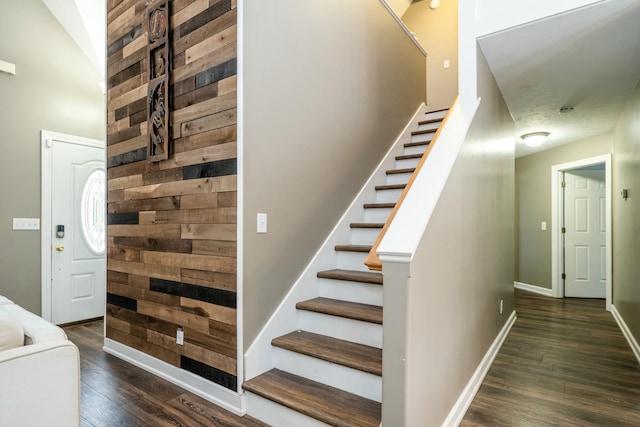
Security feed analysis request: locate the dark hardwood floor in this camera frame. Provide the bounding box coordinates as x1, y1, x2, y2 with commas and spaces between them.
461, 289, 640, 427
64, 321, 268, 427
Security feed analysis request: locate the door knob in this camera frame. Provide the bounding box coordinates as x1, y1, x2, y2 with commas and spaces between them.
55, 245, 64, 252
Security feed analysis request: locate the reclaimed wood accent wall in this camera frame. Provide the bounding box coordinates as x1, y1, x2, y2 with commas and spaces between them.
106, 0, 238, 391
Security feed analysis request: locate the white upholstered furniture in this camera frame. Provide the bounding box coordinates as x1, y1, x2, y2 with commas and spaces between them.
0, 296, 81, 427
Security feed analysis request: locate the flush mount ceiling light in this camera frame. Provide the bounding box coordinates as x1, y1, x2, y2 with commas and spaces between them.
520, 131, 550, 147
430, 0, 440, 9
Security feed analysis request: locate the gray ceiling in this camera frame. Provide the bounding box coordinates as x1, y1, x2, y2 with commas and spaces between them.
478, 0, 640, 158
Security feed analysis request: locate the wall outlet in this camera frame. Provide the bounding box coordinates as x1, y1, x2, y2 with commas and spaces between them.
500, 300, 504, 314
176, 327, 184, 345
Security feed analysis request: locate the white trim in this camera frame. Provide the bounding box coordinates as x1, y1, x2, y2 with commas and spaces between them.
103, 338, 246, 414
40, 130, 104, 322
236, 0, 245, 396
378, 98, 480, 263
441, 310, 517, 427
378, 0, 428, 57
514, 281, 553, 297
611, 305, 640, 365
550, 154, 612, 310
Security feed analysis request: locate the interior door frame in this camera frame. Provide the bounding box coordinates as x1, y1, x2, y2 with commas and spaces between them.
551, 154, 612, 311
40, 130, 105, 322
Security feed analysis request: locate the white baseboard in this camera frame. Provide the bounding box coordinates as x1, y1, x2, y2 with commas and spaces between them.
514, 281, 553, 297
103, 338, 245, 415
610, 305, 640, 365
441, 310, 517, 427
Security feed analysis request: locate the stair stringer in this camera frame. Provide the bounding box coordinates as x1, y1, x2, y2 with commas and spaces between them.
244, 103, 428, 382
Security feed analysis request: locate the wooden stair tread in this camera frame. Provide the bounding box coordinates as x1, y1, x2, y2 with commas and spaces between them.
396, 153, 423, 160
411, 129, 436, 136
375, 183, 405, 191
243, 369, 381, 427
317, 269, 382, 284
272, 331, 382, 376
335, 244, 371, 253
297, 297, 383, 324
363, 202, 395, 209
404, 140, 430, 148
386, 167, 415, 175
350, 222, 384, 229
418, 118, 443, 126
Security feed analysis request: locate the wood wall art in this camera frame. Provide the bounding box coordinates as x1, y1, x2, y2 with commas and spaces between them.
147, 0, 170, 162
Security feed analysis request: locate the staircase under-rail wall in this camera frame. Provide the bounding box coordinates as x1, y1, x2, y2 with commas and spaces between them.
243, 107, 449, 427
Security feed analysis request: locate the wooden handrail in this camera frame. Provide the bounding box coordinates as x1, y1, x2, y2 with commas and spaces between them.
364, 96, 459, 271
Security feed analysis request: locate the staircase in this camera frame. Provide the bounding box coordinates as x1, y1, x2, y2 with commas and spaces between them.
243, 109, 448, 427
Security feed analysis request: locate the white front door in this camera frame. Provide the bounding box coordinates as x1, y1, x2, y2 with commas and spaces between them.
563, 168, 606, 298
49, 136, 106, 324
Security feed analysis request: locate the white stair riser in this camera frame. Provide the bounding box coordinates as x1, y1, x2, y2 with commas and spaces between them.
395, 157, 421, 169
350, 227, 380, 246
424, 110, 447, 121
376, 187, 403, 203
298, 310, 382, 348
273, 348, 382, 402
385, 172, 412, 186
246, 393, 331, 427
364, 207, 393, 223
404, 144, 428, 156
319, 278, 383, 306
411, 133, 434, 144
418, 122, 440, 132
336, 250, 369, 272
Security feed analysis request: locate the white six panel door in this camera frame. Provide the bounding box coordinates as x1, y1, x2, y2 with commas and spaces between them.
564, 168, 606, 298
51, 140, 106, 324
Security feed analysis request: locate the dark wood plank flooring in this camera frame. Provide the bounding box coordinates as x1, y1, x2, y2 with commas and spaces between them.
461, 289, 640, 427
64, 321, 268, 427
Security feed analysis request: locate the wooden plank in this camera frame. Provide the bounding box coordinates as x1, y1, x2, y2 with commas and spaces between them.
171, 91, 236, 127
139, 211, 157, 224
107, 259, 182, 282
124, 176, 233, 200
154, 209, 214, 224
181, 223, 236, 241
141, 251, 236, 274
108, 174, 144, 191
180, 297, 236, 325
173, 125, 237, 154
173, 8, 236, 56
218, 75, 236, 96
159, 141, 236, 169
191, 240, 236, 257
180, 193, 218, 209
171, 41, 236, 83
181, 269, 236, 292
185, 25, 237, 65
138, 300, 210, 334
172, 0, 209, 29
108, 196, 180, 214
143, 167, 184, 185
108, 224, 182, 238
180, 108, 237, 138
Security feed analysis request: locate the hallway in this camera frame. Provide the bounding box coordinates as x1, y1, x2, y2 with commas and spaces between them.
461, 289, 640, 426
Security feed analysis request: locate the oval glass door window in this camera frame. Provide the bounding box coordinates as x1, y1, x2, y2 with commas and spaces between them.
81, 169, 106, 254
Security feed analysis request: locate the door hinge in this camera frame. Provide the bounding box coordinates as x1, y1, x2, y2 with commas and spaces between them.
562, 227, 566, 233
562, 181, 566, 188
562, 273, 566, 280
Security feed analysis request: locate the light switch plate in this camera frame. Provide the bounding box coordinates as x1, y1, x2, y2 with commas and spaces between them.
13, 218, 40, 230
257, 213, 267, 233
541, 221, 547, 231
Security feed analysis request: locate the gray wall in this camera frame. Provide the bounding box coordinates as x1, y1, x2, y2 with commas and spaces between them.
390, 47, 514, 426
242, 0, 426, 346
402, 0, 458, 111
612, 79, 640, 338
0, 0, 105, 313
515, 135, 612, 289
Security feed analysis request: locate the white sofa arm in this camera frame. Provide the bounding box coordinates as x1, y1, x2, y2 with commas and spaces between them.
0, 340, 80, 427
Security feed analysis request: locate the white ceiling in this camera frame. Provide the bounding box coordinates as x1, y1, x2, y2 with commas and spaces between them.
478, 0, 640, 157
41, 0, 105, 78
